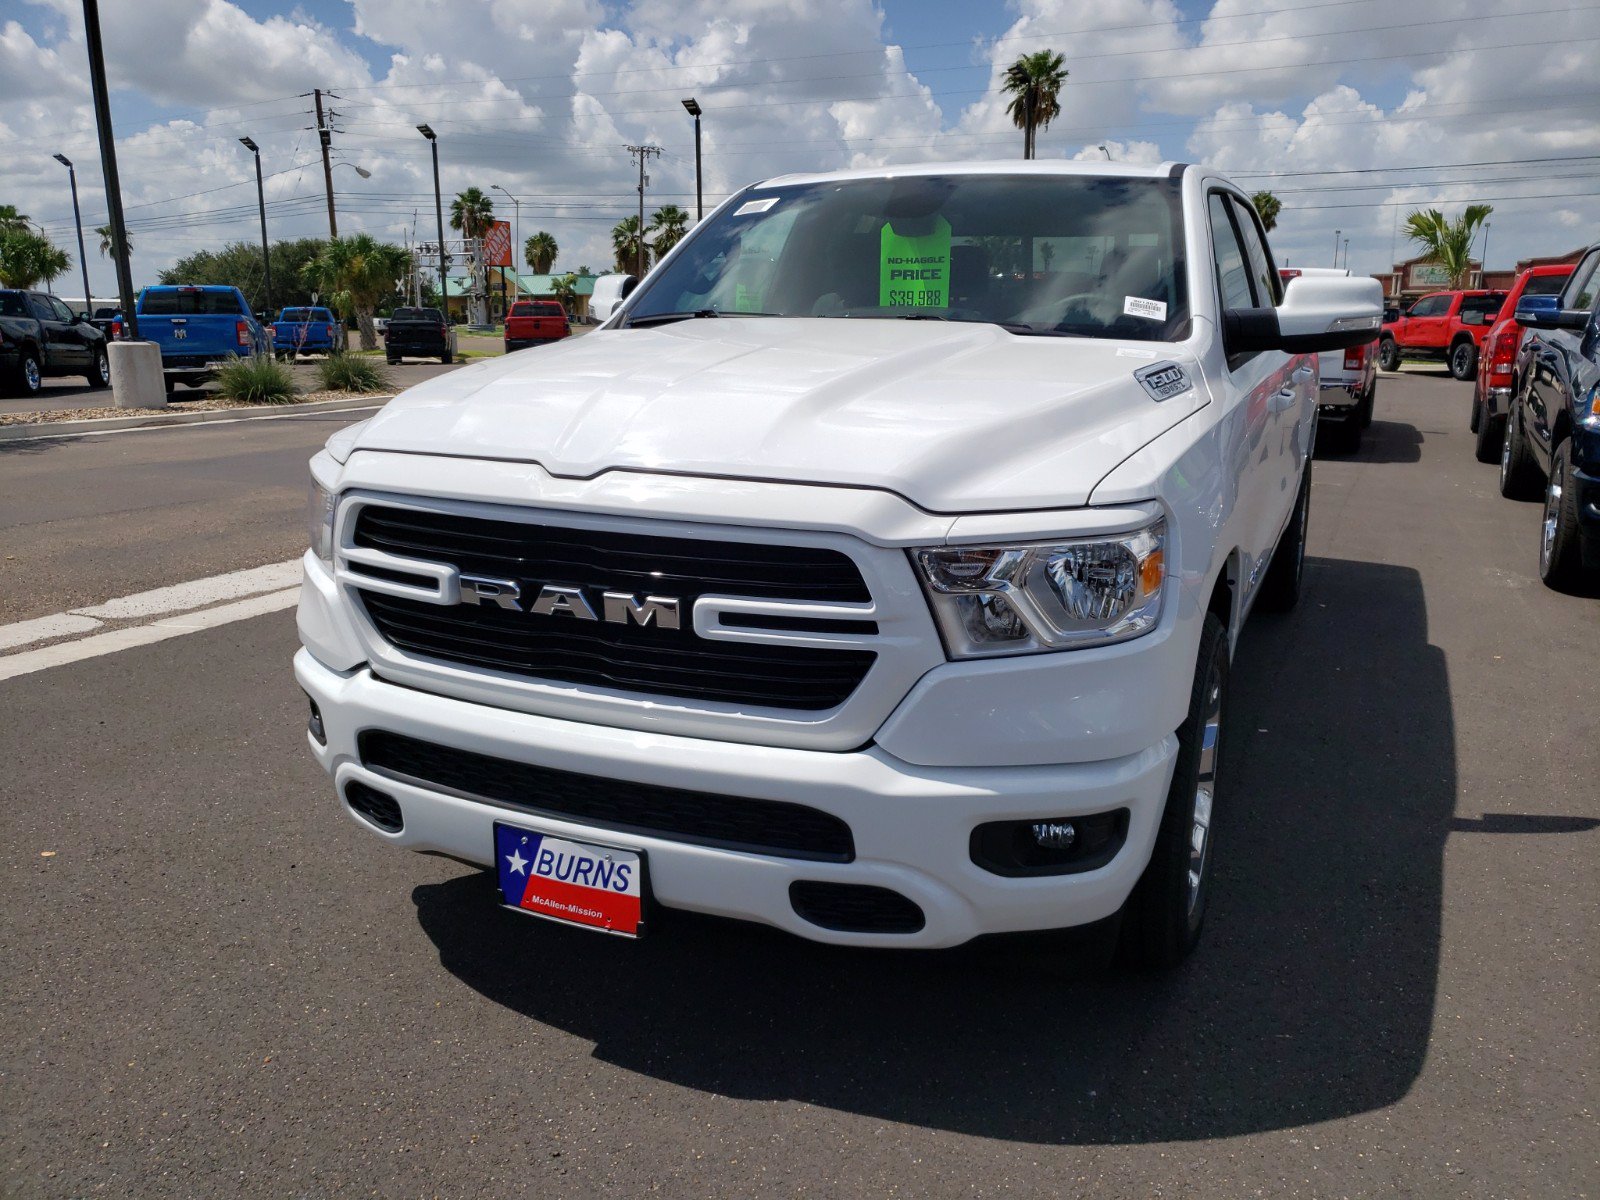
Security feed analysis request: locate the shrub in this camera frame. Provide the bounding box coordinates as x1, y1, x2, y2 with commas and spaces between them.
213, 354, 296, 404
315, 352, 392, 394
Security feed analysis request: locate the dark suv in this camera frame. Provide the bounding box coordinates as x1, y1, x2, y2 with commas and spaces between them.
1499, 242, 1600, 590
0, 289, 111, 396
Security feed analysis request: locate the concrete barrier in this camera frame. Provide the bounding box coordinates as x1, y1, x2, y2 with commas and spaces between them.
108, 341, 167, 409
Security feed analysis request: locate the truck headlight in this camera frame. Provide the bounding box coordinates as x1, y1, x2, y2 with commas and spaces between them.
913, 520, 1166, 657
307, 480, 337, 564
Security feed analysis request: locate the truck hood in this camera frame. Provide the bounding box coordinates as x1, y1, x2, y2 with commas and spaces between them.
352, 319, 1208, 513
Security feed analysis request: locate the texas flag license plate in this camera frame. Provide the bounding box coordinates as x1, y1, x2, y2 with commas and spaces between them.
493, 823, 645, 937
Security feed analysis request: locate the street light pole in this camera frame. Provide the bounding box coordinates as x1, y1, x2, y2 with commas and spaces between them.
419, 126, 448, 318
1342, 238, 1349, 270
681, 98, 702, 221
492, 183, 521, 294
239, 138, 272, 316
81, 0, 137, 338
53, 154, 92, 313
1480, 222, 1491, 283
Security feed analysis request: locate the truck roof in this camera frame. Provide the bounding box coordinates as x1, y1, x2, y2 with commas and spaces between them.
753, 159, 1186, 189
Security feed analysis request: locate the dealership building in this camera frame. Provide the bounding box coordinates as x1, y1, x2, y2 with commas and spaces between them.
1375, 247, 1587, 302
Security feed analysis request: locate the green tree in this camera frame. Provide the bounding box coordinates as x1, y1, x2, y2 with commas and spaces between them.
612, 215, 647, 274
0, 227, 71, 288
301, 234, 411, 350
524, 231, 558, 274
1251, 191, 1282, 233
161, 238, 326, 314
648, 205, 690, 260
1404, 204, 1493, 289
95, 223, 132, 259
0, 204, 31, 233
577, 264, 592, 276
1003, 50, 1069, 160
550, 272, 579, 313
449, 187, 495, 241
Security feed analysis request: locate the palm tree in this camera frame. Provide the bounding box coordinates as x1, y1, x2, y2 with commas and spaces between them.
1002, 50, 1069, 160
301, 233, 411, 350
1404, 205, 1493, 289
0, 204, 31, 233
95, 223, 132, 259
551, 272, 579, 314
648, 205, 690, 260
449, 187, 495, 241
524, 231, 558, 274
0, 227, 71, 288
1251, 191, 1282, 233
612, 215, 647, 274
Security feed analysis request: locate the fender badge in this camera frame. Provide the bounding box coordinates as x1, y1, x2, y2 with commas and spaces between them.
1135, 361, 1191, 402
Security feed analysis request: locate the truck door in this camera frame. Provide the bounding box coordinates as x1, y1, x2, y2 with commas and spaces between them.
1404, 293, 1451, 350
26, 293, 83, 370
1207, 192, 1294, 601
1529, 251, 1600, 468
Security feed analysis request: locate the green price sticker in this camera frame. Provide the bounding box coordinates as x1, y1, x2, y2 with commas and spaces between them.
879, 216, 951, 309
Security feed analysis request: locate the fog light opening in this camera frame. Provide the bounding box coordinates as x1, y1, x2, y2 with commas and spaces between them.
305, 693, 326, 745
971, 809, 1129, 877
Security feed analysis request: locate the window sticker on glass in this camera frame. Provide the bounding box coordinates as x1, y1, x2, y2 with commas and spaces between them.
1123, 296, 1167, 321
880, 216, 952, 309
734, 197, 779, 216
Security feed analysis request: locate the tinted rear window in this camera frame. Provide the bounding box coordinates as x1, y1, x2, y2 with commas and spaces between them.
279, 308, 328, 322
141, 289, 243, 315
393, 308, 442, 322
1461, 294, 1505, 318
1524, 273, 1569, 296
0, 293, 27, 317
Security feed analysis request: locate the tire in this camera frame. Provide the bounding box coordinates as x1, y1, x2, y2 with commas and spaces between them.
441, 351, 454, 364
1118, 611, 1228, 970
1499, 406, 1541, 500
1357, 378, 1376, 430
1469, 383, 1481, 433
14, 348, 43, 396
1539, 440, 1589, 591
1474, 405, 1504, 464
1449, 340, 1478, 381
1255, 458, 1312, 612
85, 347, 111, 390
1377, 337, 1401, 373
386, 355, 399, 366
164, 377, 178, 395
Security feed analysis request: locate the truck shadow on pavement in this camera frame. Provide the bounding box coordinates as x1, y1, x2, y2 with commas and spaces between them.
1317, 419, 1424, 465
413, 555, 1451, 1145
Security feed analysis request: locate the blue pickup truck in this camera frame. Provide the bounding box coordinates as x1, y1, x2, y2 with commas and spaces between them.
270, 306, 345, 357
134, 285, 269, 393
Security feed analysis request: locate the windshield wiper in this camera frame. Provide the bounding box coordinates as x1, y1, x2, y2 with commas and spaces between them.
627, 309, 778, 327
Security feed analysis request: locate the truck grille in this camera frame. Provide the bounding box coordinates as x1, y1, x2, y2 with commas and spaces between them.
360, 730, 855, 862
350, 505, 876, 710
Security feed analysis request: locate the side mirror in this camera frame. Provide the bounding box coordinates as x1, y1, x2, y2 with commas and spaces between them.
1223, 275, 1384, 355
1522, 307, 1593, 332
619, 275, 640, 300
78, 312, 92, 323
1514, 294, 1559, 323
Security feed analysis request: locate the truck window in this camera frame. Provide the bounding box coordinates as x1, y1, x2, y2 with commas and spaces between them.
1227, 195, 1281, 306
141, 290, 245, 316
1524, 273, 1569, 297
1460, 295, 1505, 321
0, 293, 26, 317
626, 173, 1190, 342
1562, 252, 1600, 311
1207, 194, 1254, 311
1408, 295, 1448, 318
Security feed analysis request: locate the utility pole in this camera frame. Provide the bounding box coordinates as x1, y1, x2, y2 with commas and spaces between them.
1332, 229, 1341, 269
82, 0, 137, 338
239, 138, 272, 316
418, 126, 447, 317
682, 99, 703, 221
52, 155, 92, 312
626, 144, 662, 277
315, 88, 337, 238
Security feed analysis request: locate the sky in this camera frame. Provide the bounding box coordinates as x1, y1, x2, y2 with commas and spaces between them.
4, 0, 1598, 299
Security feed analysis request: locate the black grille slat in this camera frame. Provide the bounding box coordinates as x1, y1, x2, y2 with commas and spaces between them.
360, 731, 854, 862
352, 506, 877, 710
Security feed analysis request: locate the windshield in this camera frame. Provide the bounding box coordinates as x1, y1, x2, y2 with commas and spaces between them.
140, 289, 243, 316
393, 308, 442, 322
624, 173, 1190, 341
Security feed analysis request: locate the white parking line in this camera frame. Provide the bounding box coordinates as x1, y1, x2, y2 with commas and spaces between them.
0, 588, 300, 682
71, 559, 303, 620
0, 612, 103, 651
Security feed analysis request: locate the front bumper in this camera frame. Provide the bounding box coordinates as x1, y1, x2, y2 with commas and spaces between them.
297, 647, 1176, 948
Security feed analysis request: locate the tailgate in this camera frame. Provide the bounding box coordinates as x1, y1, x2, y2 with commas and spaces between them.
144, 315, 248, 360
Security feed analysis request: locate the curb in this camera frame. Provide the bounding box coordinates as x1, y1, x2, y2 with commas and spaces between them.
0, 394, 391, 444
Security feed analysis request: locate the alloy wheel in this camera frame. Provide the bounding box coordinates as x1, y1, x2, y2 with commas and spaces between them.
1542, 464, 1563, 572
23, 355, 41, 393
1500, 416, 1513, 487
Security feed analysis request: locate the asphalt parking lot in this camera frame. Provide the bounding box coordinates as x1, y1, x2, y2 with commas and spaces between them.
1, 369, 1595, 1197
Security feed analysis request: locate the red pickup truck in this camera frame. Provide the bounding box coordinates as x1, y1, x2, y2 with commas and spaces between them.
1469, 264, 1572, 461
1377, 289, 1508, 380
504, 300, 570, 352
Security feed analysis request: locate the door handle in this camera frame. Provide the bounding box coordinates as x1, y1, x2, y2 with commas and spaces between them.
1292, 365, 1315, 383
1271, 388, 1298, 412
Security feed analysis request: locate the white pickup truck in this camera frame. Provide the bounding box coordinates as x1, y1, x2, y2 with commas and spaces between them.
297, 161, 1379, 968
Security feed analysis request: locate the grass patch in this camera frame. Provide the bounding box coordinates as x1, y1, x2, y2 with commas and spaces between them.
214, 354, 297, 404
315, 352, 393, 393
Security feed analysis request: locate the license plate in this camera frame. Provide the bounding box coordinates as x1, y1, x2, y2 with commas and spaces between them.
493, 823, 645, 937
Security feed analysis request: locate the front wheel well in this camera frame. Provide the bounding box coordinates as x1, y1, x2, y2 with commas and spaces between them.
1207, 555, 1237, 644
